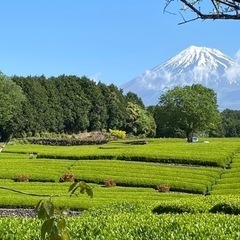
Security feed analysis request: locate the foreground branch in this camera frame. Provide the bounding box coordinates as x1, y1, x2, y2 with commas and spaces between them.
165, 0, 240, 23
0, 186, 62, 197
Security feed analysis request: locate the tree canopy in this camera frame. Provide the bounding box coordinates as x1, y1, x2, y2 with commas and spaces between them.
221, 109, 240, 137
165, 0, 240, 24
4, 74, 156, 139
0, 72, 26, 140
126, 101, 156, 137
158, 84, 221, 142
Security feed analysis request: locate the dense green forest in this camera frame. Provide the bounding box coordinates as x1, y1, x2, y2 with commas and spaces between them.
0, 74, 155, 140
0, 72, 240, 141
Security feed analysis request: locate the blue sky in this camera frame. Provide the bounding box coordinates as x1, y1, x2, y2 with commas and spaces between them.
0, 1, 239, 87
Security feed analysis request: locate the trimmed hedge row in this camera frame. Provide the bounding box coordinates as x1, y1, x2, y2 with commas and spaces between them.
152, 196, 240, 214
0, 152, 222, 194
211, 153, 240, 195
35, 153, 227, 167
2, 201, 240, 240
28, 138, 109, 146
0, 182, 194, 209
5, 138, 239, 168
0, 155, 74, 182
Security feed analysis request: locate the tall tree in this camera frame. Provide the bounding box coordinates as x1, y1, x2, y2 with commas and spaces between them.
12, 75, 50, 134
221, 109, 240, 137
79, 78, 107, 131
54, 75, 90, 133
158, 84, 221, 142
43, 77, 64, 133
152, 105, 179, 138
126, 102, 156, 137
0, 72, 26, 140
165, 0, 240, 24
125, 92, 145, 109
102, 84, 127, 130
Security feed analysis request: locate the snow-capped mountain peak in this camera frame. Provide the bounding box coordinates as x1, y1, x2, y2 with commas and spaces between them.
121, 46, 240, 110
155, 45, 237, 74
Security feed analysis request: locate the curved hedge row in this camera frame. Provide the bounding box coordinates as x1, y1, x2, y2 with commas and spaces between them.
5, 138, 239, 167
153, 195, 240, 214
211, 153, 240, 195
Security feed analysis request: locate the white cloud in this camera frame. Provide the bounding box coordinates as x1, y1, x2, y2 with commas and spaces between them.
145, 70, 151, 75
90, 72, 101, 83
224, 49, 240, 84
146, 83, 156, 90
161, 69, 172, 82
140, 68, 173, 90
191, 66, 218, 85
235, 49, 240, 63
224, 67, 240, 84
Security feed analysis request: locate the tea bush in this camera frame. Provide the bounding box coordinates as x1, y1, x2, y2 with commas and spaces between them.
2, 202, 240, 239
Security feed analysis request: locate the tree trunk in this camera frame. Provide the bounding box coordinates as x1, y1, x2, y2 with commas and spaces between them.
186, 131, 193, 143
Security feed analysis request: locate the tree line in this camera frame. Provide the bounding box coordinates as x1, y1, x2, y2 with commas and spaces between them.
0, 73, 155, 141
0, 72, 240, 141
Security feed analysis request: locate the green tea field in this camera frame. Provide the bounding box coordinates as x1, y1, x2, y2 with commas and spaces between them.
1, 138, 240, 239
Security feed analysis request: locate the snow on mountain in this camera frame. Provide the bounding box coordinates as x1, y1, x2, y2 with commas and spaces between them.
121, 46, 240, 110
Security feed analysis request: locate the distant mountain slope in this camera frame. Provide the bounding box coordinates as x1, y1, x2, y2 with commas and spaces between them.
121, 46, 240, 110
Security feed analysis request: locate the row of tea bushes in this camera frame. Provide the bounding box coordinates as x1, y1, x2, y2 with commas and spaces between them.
28, 138, 109, 146
2, 201, 240, 239
0, 153, 74, 182
211, 153, 240, 195
152, 195, 240, 214
5, 138, 239, 167
0, 151, 222, 194
69, 160, 222, 194
0, 181, 195, 209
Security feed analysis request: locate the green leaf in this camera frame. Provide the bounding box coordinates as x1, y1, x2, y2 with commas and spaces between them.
57, 218, 66, 231
49, 233, 62, 240
69, 186, 79, 196
80, 188, 85, 194
68, 182, 78, 193
37, 201, 49, 220
86, 186, 93, 198
41, 218, 54, 239
52, 222, 59, 235
36, 199, 54, 220
35, 199, 44, 212
44, 200, 54, 218
38, 206, 48, 221
78, 181, 93, 198
61, 231, 71, 240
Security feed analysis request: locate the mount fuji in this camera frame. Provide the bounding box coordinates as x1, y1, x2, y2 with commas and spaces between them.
121, 46, 240, 110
